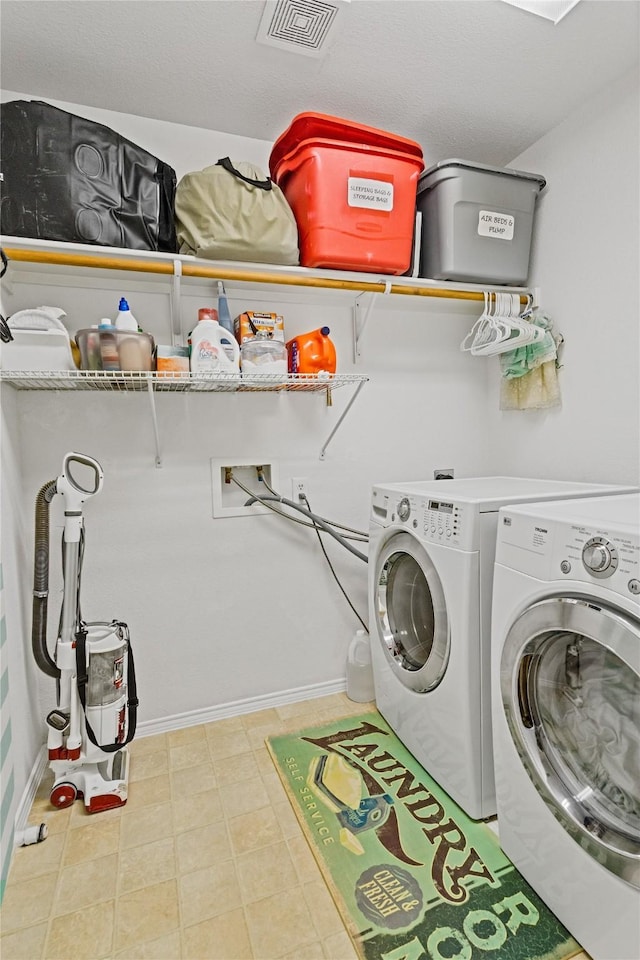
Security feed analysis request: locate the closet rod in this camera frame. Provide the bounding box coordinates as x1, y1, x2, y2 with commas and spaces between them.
4, 247, 528, 303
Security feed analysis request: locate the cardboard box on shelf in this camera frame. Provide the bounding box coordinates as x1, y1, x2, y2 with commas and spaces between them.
234, 311, 285, 345
155, 345, 190, 375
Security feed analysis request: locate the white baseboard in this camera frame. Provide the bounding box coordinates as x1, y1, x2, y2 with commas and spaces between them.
14, 679, 346, 836
136, 677, 347, 739
14, 745, 48, 838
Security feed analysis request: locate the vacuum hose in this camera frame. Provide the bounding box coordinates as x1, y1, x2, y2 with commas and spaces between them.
32, 480, 60, 679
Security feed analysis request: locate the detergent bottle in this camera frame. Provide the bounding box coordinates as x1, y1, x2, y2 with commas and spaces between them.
346, 630, 375, 703
189, 308, 240, 376
115, 297, 138, 332
286, 326, 336, 376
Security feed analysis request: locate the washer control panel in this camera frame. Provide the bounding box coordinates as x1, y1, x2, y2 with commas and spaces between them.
391, 496, 465, 546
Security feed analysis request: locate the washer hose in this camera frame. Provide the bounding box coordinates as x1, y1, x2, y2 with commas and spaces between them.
32, 480, 60, 679
244, 493, 368, 563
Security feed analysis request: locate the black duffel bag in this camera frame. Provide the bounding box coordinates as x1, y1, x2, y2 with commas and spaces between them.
0, 100, 177, 253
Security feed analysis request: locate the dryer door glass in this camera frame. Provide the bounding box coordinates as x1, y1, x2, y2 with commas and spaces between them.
375, 532, 449, 693
501, 596, 640, 888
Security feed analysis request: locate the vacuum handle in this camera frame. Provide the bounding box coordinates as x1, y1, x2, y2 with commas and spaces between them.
61, 452, 104, 497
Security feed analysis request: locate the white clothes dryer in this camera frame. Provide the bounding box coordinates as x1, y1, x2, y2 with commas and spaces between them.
368, 477, 636, 821
491, 494, 640, 960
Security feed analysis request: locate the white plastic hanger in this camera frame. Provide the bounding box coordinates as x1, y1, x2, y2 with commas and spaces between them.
470, 292, 513, 355
472, 292, 545, 356
460, 290, 491, 352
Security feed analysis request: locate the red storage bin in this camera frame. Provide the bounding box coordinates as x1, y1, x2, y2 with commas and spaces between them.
269, 113, 424, 275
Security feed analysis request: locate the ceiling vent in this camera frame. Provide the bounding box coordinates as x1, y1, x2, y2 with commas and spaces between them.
256, 0, 349, 58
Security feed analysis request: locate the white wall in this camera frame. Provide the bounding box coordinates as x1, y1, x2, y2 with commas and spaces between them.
488, 67, 640, 483
0, 387, 40, 779
0, 384, 43, 892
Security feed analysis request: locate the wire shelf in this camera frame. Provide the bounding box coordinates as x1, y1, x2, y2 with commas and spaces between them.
0, 370, 368, 393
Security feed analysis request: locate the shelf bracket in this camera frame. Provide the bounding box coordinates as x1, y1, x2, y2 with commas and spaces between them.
319, 379, 367, 461
352, 281, 391, 361
171, 260, 182, 346
146, 379, 163, 468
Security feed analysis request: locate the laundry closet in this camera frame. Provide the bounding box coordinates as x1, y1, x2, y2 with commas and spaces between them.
0, 3, 638, 937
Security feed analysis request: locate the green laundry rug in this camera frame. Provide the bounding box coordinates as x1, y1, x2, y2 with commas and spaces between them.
266, 712, 584, 960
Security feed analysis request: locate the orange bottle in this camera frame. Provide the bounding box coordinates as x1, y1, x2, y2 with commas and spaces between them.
286, 326, 336, 376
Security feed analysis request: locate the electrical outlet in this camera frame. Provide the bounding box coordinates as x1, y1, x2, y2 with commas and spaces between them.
434, 468, 455, 480
292, 477, 308, 502
211, 459, 278, 518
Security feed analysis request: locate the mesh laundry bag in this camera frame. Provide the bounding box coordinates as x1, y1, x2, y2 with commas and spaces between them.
500, 311, 563, 411
500, 360, 561, 410
175, 158, 299, 265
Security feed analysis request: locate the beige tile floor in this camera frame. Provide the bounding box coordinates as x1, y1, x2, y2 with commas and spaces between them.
1, 692, 591, 960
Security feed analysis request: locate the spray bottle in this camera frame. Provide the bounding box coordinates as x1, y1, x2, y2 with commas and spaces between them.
216, 281, 235, 338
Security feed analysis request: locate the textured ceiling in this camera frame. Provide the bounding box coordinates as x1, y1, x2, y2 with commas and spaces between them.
1, 0, 638, 166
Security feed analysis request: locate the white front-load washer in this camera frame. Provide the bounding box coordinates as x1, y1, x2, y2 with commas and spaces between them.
368, 477, 637, 821
491, 493, 640, 960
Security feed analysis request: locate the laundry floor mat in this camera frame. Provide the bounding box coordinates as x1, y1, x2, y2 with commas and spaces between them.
266, 711, 584, 960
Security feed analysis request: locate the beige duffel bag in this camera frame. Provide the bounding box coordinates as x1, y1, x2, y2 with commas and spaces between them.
175, 157, 299, 264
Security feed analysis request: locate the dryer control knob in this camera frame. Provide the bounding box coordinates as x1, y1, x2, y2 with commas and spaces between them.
582, 537, 617, 577
583, 543, 610, 571
397, 498, 411, 522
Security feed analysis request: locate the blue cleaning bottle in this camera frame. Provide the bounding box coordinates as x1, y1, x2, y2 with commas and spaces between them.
216, 281, 234, 338
115, 297, 138, 332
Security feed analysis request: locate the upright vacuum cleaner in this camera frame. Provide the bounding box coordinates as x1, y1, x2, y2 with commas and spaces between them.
32, 452, 138, 812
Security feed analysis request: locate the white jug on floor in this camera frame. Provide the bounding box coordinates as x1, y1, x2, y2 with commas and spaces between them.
346, 630, 375, 703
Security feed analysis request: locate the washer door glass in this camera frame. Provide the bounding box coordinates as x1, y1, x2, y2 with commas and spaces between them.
375, 532, 449, 693
501, 596, 640, 888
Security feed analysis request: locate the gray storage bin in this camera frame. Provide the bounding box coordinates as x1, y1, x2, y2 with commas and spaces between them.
417, 159, 546, 284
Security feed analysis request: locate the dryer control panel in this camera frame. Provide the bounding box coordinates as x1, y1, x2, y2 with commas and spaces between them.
557, 524, 640, 594
498, 508, 640, 597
